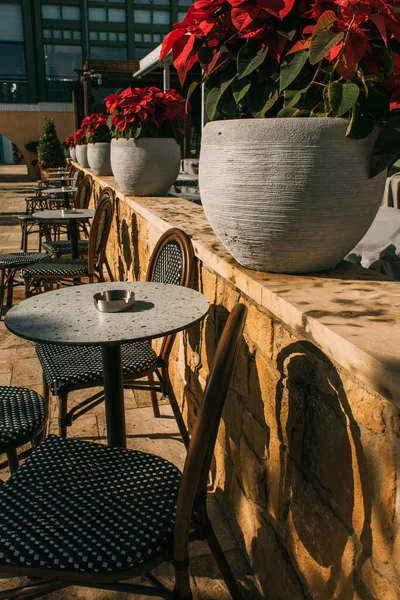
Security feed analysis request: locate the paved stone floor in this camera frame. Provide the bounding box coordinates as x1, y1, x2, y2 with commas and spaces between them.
0, 166, 262, 600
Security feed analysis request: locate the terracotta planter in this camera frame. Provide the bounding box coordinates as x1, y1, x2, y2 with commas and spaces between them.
199, 118, 386, 273
70, 146, 77, 162
87, 142, 112, 176
110, 137, 181, 196
75, 144, 89, 168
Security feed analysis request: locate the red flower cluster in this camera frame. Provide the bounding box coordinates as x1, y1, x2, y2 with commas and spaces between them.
105, 86, 189, 141
63, 135, 75, 148
71, 127, 88, 146
81, 113, 110, 143
161, 0, 400, 87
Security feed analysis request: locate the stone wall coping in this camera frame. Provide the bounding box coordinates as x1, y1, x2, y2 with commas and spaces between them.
79, 165, 400, 405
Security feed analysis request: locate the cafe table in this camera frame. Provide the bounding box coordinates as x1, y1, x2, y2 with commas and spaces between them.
5, 281, 210, 447
40, 187, 78, 209
35, 209, 94, 259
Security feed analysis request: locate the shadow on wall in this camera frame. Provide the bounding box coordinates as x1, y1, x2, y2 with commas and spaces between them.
182, 295, 376, 599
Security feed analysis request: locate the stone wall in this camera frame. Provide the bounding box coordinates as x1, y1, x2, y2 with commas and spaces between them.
90, 178, 400, 600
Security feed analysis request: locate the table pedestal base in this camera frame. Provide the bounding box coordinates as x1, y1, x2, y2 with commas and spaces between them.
102, 344, 126, 447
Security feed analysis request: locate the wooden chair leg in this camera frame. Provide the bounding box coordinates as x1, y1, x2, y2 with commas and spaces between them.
6, 447, 19, 474
174, 565, 192, 600
163, 367, 190, 448
58, 390, 68, 438
148, 372, 160, 418
6, 271, 14, 308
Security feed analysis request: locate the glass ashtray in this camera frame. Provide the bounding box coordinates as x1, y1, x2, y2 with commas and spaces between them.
60, 208, 76, 216
93, 289, 136, 313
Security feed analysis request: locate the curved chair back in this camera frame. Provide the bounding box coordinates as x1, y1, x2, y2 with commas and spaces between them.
87, 187, 114, 280
74, 174, 93, 209
72, 169, 84, 188
173, 304, 247, 570
146, 228, 195, 361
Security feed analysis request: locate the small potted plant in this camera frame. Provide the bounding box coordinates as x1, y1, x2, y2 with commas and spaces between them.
82, 113, 112, 176
74, 126, 89, 168
161, 0, 400, 273
105, 86, 189, 195
66, 135, 77, 162
62, 136, 73, 159
37, 117, 65, 180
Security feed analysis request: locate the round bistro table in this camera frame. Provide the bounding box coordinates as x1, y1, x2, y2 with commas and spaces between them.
5, 282, 210, 447
41, 187, 78, 209
35, 209, 94, 259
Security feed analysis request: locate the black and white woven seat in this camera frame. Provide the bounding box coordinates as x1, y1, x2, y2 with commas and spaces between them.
42, 239, 89, 257
36, 342, 158, 395
0, 435, 180, 572
0, 252, 46, 269
0, 387, 47, 452
21, 258, 89, 280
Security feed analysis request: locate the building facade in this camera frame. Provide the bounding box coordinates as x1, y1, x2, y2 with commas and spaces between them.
0, 0, 192, 104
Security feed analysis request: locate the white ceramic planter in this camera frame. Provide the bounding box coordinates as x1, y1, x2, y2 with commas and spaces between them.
70, 146, 77, 162
199, 118, 386, 273
63, 148, 70, 159
75, 144, 89, 168
87, 142, 112, 176
110, 137, 181, 196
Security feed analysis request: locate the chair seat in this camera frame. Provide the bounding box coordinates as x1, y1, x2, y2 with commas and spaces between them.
0, 386, 47, 451
42, 239, 89, 256
21, 259, 89, 280
0, 252, 47, 269
36, 342, 158, 395
0, 435, 180, 573
39, 219, 69, 226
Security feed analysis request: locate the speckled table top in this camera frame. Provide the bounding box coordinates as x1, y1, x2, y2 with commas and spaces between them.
35, 209, 95, 221
41, 187, 77, 194
5, 282, 210, 346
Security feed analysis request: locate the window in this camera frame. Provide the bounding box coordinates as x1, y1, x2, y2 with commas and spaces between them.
178, 11, 187, 20
153, 11, 170, 24
118, 32, 126, 41
43, 29, 52, 38
108, 8, 126, 22
109, 31, 117, 41
44, 44, 82, 79
143, 33, 151, 42
134, 9, 170, 24
88, 7, 107, 21
135, 47, 150, 60
0, 42, 26, 78
0, 4, 24, 42
134, 9, 151, 23
179, 0, 193, 5
53, 30, 62, 39
73, 30, 81, 39
63, 30, 72, 39
42, 5, 60, 19
89, 31, 97, 40
90, 46, 127, 60
62, 6, 81, 20
99, 31, 107, 40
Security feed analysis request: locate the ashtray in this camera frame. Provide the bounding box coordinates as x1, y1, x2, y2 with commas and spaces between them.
93, 289, 135, 313
60, 208, 76, 216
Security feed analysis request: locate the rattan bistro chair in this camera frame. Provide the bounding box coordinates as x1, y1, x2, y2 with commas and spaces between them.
41, 175, 93, 258
36, 228, 195, 445
21, 187, 114, 296
0, 386, 48, 477
0, 304, 247, 600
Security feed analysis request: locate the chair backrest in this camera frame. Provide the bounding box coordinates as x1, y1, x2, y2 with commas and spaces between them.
74, 174, 93, 209
173, 304, 247, 563
146, 228, 195, 360
87, 187, 114, 278
73, 169, 84, 188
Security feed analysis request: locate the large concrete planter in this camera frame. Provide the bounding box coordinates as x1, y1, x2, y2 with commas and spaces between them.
70, 146, 77, 162
110, 137, 180, 196
63, 148, 70, 159
87, 142, 112, 176
75, 144, 89, 168
199, 118, 386, 273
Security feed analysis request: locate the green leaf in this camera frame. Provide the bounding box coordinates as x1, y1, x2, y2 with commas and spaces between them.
237, 45, 268, 80
219, 94, 238, 117
312, 10, 338, 37
369, 115, 400, 177
346, 102, 374, 139
328, 82, 359, 117
220, 63, 238, 95
232, 76, 251, 103
277, 107, 298, 117
362, 87, 389, 121
247, 81, 278, 117
206, 87, 223, 121
373, 44, 394, 77
280, 51, 309, 92
185, 81, 198, 114
309, 30, 344, 65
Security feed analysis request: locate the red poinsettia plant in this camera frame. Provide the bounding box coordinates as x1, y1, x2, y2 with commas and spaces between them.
63, 135, 75, 149
105, 86, 189, 143
81, 113, 111, 143
72, 127, 88, 146
161, 0, 400, 175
